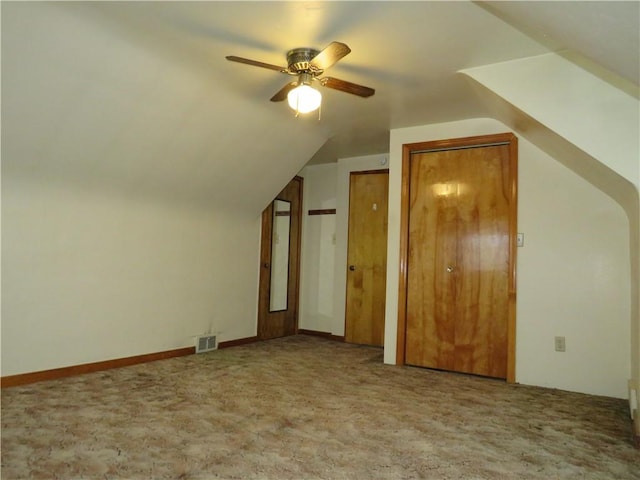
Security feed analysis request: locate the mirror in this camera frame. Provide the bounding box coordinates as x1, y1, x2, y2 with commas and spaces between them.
269, 199, 291, 312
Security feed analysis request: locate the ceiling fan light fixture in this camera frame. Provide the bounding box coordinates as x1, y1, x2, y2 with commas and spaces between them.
226, 41, 374, 113
287, 84, 322, 114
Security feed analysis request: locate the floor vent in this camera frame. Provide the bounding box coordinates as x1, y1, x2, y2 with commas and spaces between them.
196, 335, 217, 353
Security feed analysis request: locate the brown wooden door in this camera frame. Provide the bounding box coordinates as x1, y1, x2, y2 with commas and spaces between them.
405, 142, 513, 378
345, 170, 389, 346
258, 177, 302, 340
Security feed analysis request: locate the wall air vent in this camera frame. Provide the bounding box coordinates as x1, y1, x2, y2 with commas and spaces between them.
196, 335, 217, 354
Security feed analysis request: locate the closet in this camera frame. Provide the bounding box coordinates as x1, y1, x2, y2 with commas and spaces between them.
399, 133, 517, 380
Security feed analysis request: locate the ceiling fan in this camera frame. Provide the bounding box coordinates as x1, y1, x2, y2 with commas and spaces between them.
226, 41, 375, 115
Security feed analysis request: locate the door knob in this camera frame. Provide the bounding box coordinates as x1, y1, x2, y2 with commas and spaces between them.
264, 263, 270, 269
349, 265, 356, 271
446, 265, 455, 273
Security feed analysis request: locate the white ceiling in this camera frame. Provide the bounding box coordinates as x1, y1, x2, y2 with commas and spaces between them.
2, 1, 638, 212
482, 1, 640, 85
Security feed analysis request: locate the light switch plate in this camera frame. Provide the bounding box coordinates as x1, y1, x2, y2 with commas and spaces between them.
517, 233, 524, 247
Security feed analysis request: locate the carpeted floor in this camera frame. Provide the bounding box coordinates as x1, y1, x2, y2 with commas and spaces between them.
1, 335, 639, 479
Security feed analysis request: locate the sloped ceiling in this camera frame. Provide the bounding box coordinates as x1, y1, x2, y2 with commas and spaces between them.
2, 1, 638, 214
480, 1, 639, 86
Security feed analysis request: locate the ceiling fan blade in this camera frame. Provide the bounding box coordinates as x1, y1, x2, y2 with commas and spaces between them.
226, 56, 286, 73
320, 77, 375, 97
270, 82, 297, 102
310, 42, 351, 71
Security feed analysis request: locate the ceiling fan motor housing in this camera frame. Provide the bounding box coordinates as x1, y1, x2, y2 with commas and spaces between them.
286, 48, 322, 75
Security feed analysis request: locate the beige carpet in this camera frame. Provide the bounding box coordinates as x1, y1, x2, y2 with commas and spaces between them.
2, 335, 639, 479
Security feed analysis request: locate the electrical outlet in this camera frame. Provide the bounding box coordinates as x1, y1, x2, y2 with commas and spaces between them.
555, 336, 566, 352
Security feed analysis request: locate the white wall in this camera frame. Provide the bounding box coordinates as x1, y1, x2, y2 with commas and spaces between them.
298, 164, 337, 333
385, 119, 631, 399
298, 154, 389, 336
1, 174, 261, 376
515, 139, 630, 397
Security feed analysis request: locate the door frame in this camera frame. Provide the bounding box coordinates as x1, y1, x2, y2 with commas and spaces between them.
395, 133, 518, 382
257, 176, 303, 340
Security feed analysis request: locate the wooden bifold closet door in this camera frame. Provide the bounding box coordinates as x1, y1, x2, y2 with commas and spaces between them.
403, 134, 517, 380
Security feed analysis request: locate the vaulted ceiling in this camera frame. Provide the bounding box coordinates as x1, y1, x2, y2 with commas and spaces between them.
2, 1, 638, 214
